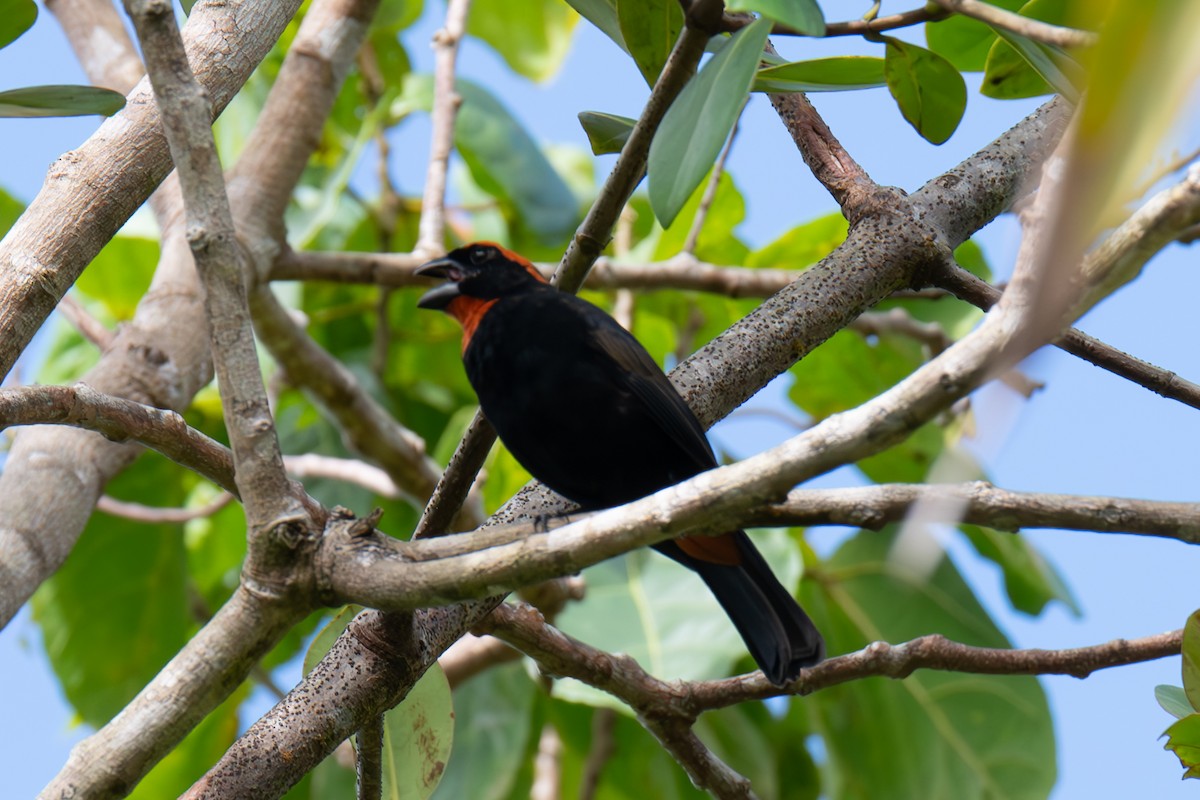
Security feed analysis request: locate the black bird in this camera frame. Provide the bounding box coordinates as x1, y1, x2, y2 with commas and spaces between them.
416, 242, 824, 684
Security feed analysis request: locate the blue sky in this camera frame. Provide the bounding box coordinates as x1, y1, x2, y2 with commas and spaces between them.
1, 4, 1198, 798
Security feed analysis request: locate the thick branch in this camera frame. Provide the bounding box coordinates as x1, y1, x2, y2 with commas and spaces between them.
0, 0, 304, 381
125, 0, 296, 533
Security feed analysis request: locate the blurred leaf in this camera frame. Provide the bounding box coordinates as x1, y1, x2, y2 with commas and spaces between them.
184, 485, 246, 610
562, 0, 626, 52
432, 663, 537, 800
74, 235, 159, 320
726, 0, 824, 36
550, 698, 707, 798
648, 16, 770, 227
980, 0, 1089, 101
1159, 684, 1197, 721
883, 38, 966, 144
376, 662, 454, 800
924, 0, 1024, 72
753, 56, 886, 93
577, 110, 635, 155
653, 170, 748, 264
617, 0, 683, 86
468, 0, 578, 82
745, 212, 848, 270
0, 84, 125, 118
806, 529, 1056, 799
32, 455, 190, 727
553, 529, 802, 708
0, 0, 36, 50
1164, 714, 1200, 780
1184, 610, 1200, 712
482, 444, 533, 516
304, 605, 362, 675
960, 524, 1080, 617
129, 684, 248, 798
401, 75, 579, 244
375, 0, 425, 32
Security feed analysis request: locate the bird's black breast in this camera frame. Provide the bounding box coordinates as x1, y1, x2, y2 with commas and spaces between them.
463, 290, 716, 511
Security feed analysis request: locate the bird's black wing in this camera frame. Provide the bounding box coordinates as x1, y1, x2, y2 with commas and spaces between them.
586, 317, 718, 472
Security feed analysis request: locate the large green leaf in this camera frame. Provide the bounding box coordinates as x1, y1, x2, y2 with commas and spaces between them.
617, 0, 683, 86
553, 529, 803, 708
648, 16, 771, 227
431, 663, 538, 800
467, 0, 578, 82
378, 662, 454, 800
74, 235, 159, 320
883, 38, 967, 144
0, 0, 36, 50
1184, 610, 1200, 713
924, 0, 1024, 72
806, 530, 1056, 799
753, 56, 887, 93
31, 456, 191, 728
399, 75, 579, 244
0, 84, 126, 118
726, 0, 824, 35
1158, 684, 1196, 720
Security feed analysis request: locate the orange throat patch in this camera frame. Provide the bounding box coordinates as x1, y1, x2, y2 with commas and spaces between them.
446, 296, 499, 354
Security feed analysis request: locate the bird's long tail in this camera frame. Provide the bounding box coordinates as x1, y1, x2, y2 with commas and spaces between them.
657, 532, 824, 686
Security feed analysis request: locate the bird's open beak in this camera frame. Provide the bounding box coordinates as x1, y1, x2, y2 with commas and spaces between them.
415, 258, 463, 310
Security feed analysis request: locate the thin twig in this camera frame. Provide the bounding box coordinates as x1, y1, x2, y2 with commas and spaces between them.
57, 294, 115, 350
937, 261, 1200, 410
415, 0, 471, 256
721, 6, 948, 37
97, 492, 235, 524
930, 0, 1097, 48
356, 714, 384, 800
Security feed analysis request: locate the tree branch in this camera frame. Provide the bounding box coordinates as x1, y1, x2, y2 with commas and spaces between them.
930, 0, 1098, 48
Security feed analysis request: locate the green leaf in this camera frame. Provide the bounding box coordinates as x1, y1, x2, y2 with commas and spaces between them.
0, 84, 126, 118
808, 529, 1056, 799
378, 662, 454, 800
924, 0, 1025, 72
577, 110, 636, 155
31, 456, 190, 727
980, 0, 1088, 101
652, 169, 748, 264
562, 0, 626, 52
550, 699, 708, 797
1158, 685, 1197, 721
467, 0, 579, 82
0, 0, 36, 50
960, 524, 1080, 617
753, 56, 887, 93
726, 0, 824, 36
553, 530, 802, 708
399, 75, 579, 244
745, 212, 848, 270
617, 0, 683, 86
1164, 714, 1200, 780
303, 605, 362, 675
983, 29, 1083, 101
374, 0, 425, 32
1183, 610, 1200, 712
431, 663, 537, 800
648, 16, 771, 227
74, 235, 159, 320
883, 38, 967, 144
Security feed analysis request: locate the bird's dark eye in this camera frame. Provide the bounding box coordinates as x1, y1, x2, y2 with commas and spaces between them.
470, 247, 490, 264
